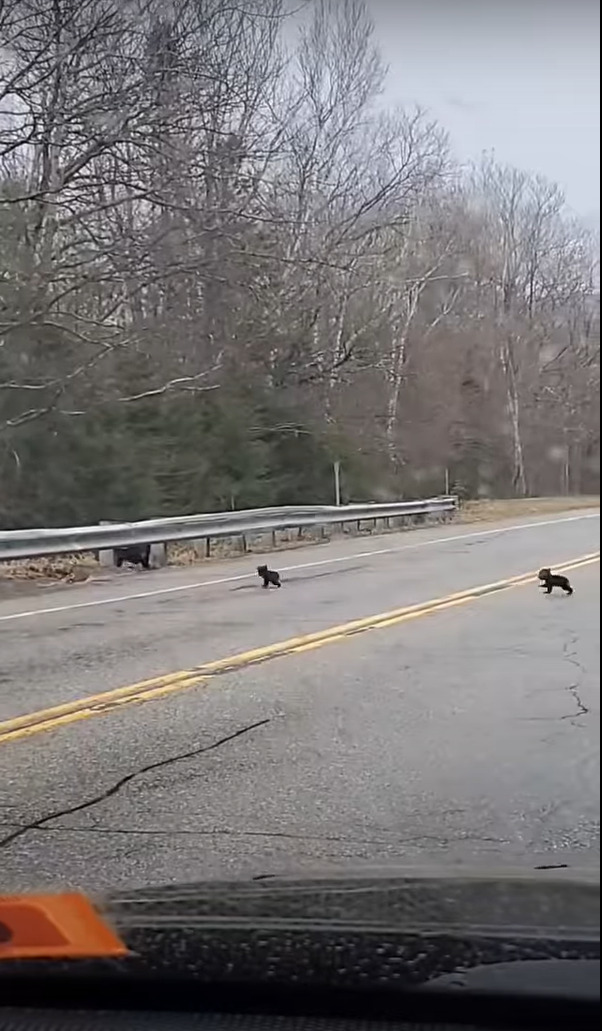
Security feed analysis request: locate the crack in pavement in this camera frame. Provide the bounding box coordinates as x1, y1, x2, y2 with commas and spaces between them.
0, 718, 271, 851
0, 823, 509, 849
561, 633, 590, 723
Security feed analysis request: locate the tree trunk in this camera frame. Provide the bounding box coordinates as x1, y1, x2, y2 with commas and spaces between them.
499, 338, 528, 496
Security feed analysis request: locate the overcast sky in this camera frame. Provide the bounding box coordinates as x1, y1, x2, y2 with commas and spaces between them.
367, 0, 599, 225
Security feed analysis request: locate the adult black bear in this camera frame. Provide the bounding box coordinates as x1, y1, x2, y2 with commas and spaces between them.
115, 544, 151, 569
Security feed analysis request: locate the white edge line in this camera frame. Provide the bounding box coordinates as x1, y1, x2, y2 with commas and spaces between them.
0, 512, 599, 624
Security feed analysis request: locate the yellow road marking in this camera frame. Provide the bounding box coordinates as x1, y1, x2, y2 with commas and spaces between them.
0, 551, 598, 746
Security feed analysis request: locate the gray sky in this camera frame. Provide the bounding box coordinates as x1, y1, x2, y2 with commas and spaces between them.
368, 0, 600, 224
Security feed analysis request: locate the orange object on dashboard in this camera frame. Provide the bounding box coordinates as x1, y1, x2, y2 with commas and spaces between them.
0, 892, 128, 960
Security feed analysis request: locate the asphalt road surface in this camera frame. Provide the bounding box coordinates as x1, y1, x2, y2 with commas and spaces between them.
0, 508, 599, 893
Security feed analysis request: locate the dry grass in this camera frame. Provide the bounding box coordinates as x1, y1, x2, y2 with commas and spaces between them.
0, 553, 101, 586
458, 496, 599, 524
1, 497, 597, 585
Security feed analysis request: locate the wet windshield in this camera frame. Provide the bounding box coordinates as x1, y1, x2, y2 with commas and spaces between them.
0, 0, 599, 908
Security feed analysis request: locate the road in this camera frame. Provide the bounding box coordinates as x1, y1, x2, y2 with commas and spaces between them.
0, 508, 599, 893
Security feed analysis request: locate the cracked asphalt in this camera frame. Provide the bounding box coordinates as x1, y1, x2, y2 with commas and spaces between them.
0, 508, 599, 892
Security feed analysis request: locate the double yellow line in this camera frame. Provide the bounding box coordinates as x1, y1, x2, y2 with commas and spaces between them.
0, 551, 598, 747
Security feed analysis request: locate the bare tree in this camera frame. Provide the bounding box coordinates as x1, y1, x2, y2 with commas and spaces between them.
0, 0, 598, 524
0, 0, 291, 432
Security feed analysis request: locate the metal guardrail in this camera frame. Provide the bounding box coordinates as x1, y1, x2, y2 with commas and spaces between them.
0, 497, 457, 561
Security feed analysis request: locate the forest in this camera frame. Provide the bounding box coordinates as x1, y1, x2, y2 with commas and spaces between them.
0, 0, 599, 528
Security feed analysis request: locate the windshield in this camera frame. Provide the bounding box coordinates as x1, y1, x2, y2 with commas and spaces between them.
0, 0, 599, 929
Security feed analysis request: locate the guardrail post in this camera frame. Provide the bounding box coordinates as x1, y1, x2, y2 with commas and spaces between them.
98, 520, 116, 567
149, 543, 167, 568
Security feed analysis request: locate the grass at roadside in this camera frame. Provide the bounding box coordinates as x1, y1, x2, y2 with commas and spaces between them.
0, 553, 100, 586
458, 496, 600, 523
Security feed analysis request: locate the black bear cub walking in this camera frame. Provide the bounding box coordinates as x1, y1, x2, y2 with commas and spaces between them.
257, 564, 281, 588
538, 567, 573, 595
